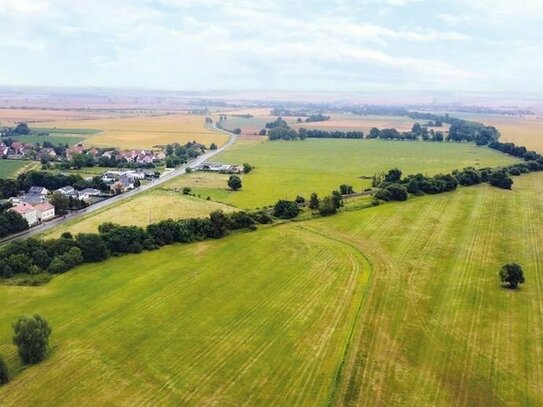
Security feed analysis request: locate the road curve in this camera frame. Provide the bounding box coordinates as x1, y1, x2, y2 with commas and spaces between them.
0, 124, 237, 244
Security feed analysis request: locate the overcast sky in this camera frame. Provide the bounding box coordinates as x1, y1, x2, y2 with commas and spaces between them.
0, 0, 542, 93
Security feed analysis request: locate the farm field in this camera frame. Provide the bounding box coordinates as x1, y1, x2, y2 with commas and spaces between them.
195, 139, 520, 209
9, 134, 87, 147
35, 114, 229, 149
2, 172, 543, 405
305, 172, 543, 406
0, 224, 369, 406
426, 112, 543, 153
0, 108, 117, 126
0, 160, 37, 178
40, 188, 235, 239
291, 114, 420, 133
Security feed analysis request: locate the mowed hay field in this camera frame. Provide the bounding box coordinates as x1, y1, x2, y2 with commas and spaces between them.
0, 225, 369, 406
200, 139, 520, 209
0, 160, 38, 178
40, 189, 235, 239
35, 114, 229, 149
306, 173, 543, 406
291, 114, 420, 133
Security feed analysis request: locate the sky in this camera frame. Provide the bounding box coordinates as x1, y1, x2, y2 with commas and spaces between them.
0, 0, 542, 93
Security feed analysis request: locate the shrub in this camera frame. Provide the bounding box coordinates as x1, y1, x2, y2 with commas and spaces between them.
489, 171, 513, 190
273, 200, 300, 219
318, 196, 337, 216
182, 187, 191, 195
12, 315, 52, 364
375, 183, 408, 202
0, 356, 9, 385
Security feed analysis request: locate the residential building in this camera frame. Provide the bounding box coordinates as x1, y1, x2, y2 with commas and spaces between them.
10, 202, 38, 226
29, 186, 50, 195
34, 202, 55, 221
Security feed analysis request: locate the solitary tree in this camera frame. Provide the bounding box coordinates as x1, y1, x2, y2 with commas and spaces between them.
12, 315, 52, 364
0, 355, 9, 385
228, 175, 242, 191
499, 263, 525, 289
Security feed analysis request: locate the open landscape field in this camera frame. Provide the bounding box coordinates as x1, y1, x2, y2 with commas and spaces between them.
0, 108, 118, 126
307, 173, 543, 406
182, 139, 520, 209
40, 188, 235, 239
0, 160, 38, 178
35, 114, 229, 149
0, 225, 369, 406
427, 112, 543, 153
2, 172, 543, 405
292, 114, 420, 133
9, 134, 88, 147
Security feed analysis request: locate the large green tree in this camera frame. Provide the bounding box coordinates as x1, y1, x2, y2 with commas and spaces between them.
499, 263, 525, 289
12, 314, 52, 364
227, 175, 242, 191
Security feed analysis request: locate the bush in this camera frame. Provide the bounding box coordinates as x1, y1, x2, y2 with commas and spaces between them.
75, 233, 110, 262
489, 171, 513, 190
182, 187, 191, 195
375, 183, 408, 202
318, 196, 337, 216
0, 355, 9, 385
12, 315, 52, 364
273, 200, 300, 219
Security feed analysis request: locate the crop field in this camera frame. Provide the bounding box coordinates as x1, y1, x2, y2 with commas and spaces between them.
0, 224, 369, 406
9, 134, 87, 147
305, 173, 543, 406
196, 139, 520, 209
2, 172, 543, 405
0, 160, 37, 178
291, 114, 420, 133
35, 114, 229, 149
41, 188, 235, 239
0, 108, 116, 126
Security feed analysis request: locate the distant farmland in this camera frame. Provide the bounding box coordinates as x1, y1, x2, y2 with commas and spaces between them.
187, 138, 520, 209
35, 114, 228, 149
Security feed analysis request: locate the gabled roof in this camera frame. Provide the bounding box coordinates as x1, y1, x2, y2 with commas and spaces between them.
11, 202, 36, 215
34, 202, 55, 212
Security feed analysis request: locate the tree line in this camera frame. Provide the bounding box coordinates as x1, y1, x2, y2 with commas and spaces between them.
0, 208, 276, 282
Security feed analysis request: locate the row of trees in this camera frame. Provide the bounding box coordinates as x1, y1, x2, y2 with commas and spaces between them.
0, 208, 278, 280
370, 157, 543, 204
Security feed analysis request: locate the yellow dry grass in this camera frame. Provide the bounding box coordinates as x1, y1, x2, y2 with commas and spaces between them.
41, 189, 235, 239
0, 108, 117, 126
480, 115, 543, 152
292, 114, 419, 132
35, 114, 229, 149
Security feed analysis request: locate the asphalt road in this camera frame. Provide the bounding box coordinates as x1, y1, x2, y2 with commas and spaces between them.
0, 124, 237, 244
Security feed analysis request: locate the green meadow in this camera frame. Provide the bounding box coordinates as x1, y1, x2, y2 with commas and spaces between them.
178, 139, 520, 209
0, 160, 34, 178
0, 225, 369, 406
1, 173, 543, 405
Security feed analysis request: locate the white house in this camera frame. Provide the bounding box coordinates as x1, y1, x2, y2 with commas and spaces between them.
34, 202, 56, 221
55, 186, 78, 198
10, 202, 38, 226
28, 186, 50, 196
79, 188, 101, 202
